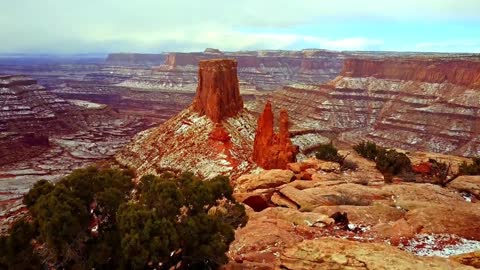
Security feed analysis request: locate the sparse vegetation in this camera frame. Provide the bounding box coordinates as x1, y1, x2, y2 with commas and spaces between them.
458, 157, 480, 176
4, 167, 245, 269
315, 143, 343, 163
375, 149, 412, 181
315, 143, 357, 171
353, 141, 381, 161
353, 141, 413, 183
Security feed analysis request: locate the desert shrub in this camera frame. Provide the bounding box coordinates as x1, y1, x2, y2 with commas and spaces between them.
18, 167, 244, 269
118, 172, 246, 269
23, 179, 54, 207
20, 167, 135, 268
315, 143, 343, 163
0, 218, 42, 270
459, 157, 480, 175
375, 149, 412, 177
353, 141, 382, 161
428, 159, 450, 183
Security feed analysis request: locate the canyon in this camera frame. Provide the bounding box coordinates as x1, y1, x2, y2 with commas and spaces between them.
1, 50, 480, 268
250, 55, 480, 157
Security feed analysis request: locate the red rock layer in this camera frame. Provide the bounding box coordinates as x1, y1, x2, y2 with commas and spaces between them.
209, 124, 231, 142
253, 102, 298, 169
342, 58, 480, 88
192, 59, 244, 123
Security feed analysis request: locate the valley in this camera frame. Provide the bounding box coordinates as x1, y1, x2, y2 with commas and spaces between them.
1, 50, 480, 268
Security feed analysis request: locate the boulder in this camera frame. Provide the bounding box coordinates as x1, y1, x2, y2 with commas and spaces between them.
257, 207, 334, 227
270, 192, 298, 209
448, 175, 480, 199
234, 169, 294, 193
279, 183, 391, 211
299, 157, 341, 172
227, 216, 305, 268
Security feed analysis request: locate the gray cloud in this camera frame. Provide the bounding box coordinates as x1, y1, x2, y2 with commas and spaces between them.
1, 0, 479, 53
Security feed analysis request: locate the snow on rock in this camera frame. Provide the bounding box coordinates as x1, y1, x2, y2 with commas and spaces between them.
399, 234, 480, 257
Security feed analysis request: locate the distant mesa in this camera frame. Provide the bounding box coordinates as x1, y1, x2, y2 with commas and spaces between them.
105, 53, 167, 65
253, 101, 298, 169
204, 48, 223, 54
192, 59, 244, 123
342, 58, 480, 88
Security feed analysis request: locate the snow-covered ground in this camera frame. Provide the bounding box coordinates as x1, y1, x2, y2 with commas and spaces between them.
398, 234, 480, 257
68, 99, 106, 109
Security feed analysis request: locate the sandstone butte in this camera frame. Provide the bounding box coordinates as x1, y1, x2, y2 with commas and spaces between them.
192, 59, 244, 123
114, 58, 257, 179
253, 101, 298, 169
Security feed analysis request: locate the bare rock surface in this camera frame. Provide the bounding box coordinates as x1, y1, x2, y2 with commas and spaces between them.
448, 175, 480, 199
279, 238, 474, 270
227, 152, 480, 269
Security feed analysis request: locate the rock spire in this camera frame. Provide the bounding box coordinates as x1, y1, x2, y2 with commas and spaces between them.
253, 101, 298, 169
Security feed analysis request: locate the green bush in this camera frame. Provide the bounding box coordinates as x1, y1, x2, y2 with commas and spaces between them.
118, 172, 246, 269
353, 141, 382, 161
14, 167, 244, 269
315, 143, 343, 163
375, 149, 412, 177
0, 218, 42, 270
459, 157, 480, 175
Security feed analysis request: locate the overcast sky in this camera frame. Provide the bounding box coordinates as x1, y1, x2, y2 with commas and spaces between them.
1, 0, 479, 54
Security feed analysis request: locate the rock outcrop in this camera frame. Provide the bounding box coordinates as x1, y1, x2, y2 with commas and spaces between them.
253, 101, 298, 169
192, 59, 243, 122
115, 59, 258, 179
226, 151, 480, 269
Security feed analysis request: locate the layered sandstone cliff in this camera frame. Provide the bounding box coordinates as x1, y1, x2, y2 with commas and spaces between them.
342, 58, 480, 88
249, 56, 480, 156
192, 59, 243, 122
253, 102, 298, 169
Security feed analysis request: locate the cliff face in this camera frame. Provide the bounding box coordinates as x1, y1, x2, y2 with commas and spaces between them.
342, 58, 480, 88
192, 59, 243, 122
249, 56, 480, 157
253, 102, 297, 169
